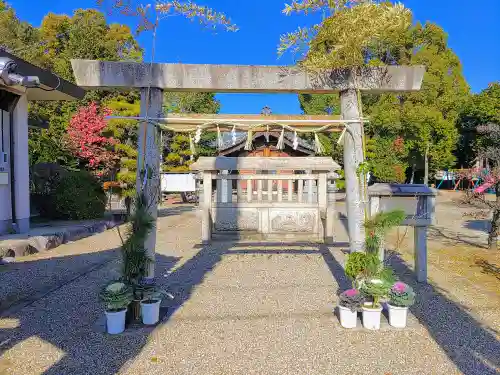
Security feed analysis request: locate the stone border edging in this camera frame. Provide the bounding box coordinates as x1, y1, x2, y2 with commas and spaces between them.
0, 220, 119, 260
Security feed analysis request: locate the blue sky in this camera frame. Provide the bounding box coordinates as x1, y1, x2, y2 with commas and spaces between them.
10, 0, 500, 114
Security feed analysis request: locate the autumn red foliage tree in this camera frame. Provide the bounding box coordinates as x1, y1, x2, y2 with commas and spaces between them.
66, 102, 119, 176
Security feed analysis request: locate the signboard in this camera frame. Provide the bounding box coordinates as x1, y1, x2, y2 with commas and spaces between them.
160, 173, 197, 192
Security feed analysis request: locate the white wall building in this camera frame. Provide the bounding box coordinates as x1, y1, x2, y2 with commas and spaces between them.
0, 51, 85, 235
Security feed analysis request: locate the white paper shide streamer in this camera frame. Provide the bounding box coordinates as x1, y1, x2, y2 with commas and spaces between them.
244, 130, 253, 151
314, 132, 325, 154
217, 125, 224, 150
194, 125, 202, 144
292, 131, 299, 150
231, 125, 237, 145
276, 127, 285, 150
189, 133, 196, 160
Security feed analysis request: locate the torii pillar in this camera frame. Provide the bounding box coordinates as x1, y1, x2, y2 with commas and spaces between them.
340, 88, 366, 252
71, 60, 425, 272
136, 87, 163, 279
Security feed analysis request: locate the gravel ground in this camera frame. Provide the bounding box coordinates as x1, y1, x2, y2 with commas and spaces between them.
0, 202, 499, 375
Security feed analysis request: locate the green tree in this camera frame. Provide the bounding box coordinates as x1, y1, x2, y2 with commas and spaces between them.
37, 10, 142, 81
162, 92, 219, 171
281, 3, 469, 185
0, 1, 41, 62
361, 22, 469, 183
280, 1, 411, 68
298, 94, 340, 116
366, 136, 407, 183
457, 83, 500, 249
457, 83, 500, 168
24, 9, 143, 168
104, 92, 141, 197
401, 23, 469, 184
164, 92, 221, 114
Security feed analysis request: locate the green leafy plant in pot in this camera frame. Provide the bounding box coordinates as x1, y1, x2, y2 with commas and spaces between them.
357, 252, 395, 330
99, 281, 133, 334
387, 281, 415, 328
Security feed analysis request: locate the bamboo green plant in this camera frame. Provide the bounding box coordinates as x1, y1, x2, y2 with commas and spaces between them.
364, 209, 406, 253
118, 192, 155, 285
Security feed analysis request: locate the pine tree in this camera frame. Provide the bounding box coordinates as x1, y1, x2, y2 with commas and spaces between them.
162, 92, 220, 172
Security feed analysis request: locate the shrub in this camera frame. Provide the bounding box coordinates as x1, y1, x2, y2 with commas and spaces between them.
32, 167, 106, 220
52, 171, 106, 220
345, 252, 368, 281
388, 282, 415, 307
339, 289, 365, 312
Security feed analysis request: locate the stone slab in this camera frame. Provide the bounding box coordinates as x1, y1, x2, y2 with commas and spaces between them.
71, 60, 425, 93
212, 207, 259, 231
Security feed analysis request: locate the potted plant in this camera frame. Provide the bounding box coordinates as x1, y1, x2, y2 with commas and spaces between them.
338, 289, 365, 328
358, 253, 395, 330
360, 279, 389, 330
99, 281, 133, 334
140, 284, 173, 325
117, 193, 155, 323
387, 281, 415, 328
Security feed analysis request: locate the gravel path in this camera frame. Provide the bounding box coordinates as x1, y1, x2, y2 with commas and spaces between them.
0, 205, 498, 375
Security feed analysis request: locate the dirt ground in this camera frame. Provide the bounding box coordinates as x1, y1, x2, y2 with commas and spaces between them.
386, 190, 500, 331
0, 191, 498, 375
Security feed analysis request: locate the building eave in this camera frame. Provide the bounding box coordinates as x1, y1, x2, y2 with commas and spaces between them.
0, 51, 86, 101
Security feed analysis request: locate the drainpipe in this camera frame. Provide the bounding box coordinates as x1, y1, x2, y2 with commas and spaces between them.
9, 109, 16, 230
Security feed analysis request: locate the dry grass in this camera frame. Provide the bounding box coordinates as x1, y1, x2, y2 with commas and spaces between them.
385, 227, 500, 332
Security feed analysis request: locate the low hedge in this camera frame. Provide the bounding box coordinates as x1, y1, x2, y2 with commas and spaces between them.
32, 166, 106, 220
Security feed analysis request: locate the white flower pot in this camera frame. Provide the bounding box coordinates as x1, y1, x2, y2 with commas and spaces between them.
362, 305, 383, 330
387, 303, 408, 328
338, 305, 358, 328
105, 308, 127, 334
141, 300, 161, 325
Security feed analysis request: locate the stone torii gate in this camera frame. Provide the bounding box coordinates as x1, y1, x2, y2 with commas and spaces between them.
71, 60, 424, 279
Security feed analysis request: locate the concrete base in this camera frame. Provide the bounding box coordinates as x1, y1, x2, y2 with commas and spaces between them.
211, 231, 324, 242
211, 206, 323, 242
0, 219, 12, 236
15, 218, 30, 234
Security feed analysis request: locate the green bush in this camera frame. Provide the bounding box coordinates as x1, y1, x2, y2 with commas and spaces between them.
32, 169, 106, 220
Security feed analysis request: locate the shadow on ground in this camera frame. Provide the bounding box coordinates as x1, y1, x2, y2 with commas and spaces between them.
474, 259, 500, 280
388, 251, 500, 375
157, 205, 195, 218
159, 240, 353, 327
428, 226, 488, 248
0, 250, 180, 375
0, 249, 119, 314
1, 236, 499, 375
